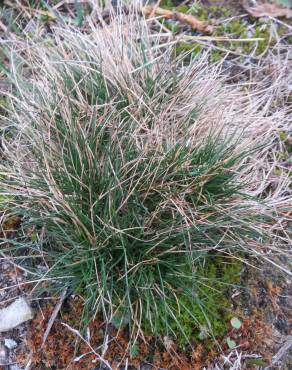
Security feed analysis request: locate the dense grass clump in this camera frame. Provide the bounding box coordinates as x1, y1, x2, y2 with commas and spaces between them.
0, 10, 291, 343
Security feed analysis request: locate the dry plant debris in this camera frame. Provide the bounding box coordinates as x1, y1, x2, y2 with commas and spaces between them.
16, 297, 221, 369
16, 296, 286, 369
143, 5, 213, 34
243, 1, 292, 18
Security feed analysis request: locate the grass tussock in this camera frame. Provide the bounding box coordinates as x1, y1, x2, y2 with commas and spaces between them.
0, 9, 291, 343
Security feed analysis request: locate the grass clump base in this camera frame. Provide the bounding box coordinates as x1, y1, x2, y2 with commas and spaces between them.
0, 7, 291, 346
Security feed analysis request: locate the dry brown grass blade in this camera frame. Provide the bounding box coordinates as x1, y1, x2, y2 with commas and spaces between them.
143, 5, 213, 34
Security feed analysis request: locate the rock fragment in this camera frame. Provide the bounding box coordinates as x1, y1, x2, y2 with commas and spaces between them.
0, 298, 33, 332
4, 338, 17, 349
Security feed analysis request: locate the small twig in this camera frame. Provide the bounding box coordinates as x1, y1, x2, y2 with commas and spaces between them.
148, 0, 162, 18
24, 356, 32, 370
142, 5, 213, 34
272, 336, 292, 365
0, 20, 7, 33
41, 288, 68, 349
61, 321, 113, 369
181, 35, 265, 42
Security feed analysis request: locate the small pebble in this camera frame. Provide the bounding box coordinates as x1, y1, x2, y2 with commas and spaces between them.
10, 365, 22, 370
0, 343, 9, 365
0, 298, 33, 332
4, 338, 17, 349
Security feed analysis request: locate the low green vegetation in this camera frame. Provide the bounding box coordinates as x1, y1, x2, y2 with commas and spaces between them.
142, 257, 242, 346
215, 21, 271, 56
160, 1, 287, 59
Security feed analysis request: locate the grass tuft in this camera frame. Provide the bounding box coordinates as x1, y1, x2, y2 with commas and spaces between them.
0, 8, 291, 344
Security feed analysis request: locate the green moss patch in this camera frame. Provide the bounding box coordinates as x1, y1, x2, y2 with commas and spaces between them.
142, 256, 242, 347
159, 2, 286, 60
